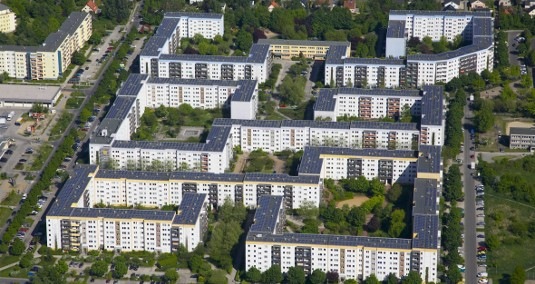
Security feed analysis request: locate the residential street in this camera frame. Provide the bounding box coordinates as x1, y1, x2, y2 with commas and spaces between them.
462, 104, 479, 284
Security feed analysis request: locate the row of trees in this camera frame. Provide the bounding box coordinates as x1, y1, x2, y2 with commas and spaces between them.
442, 89, 465, 160
207, 199, 247, 271
245, 265, 424, 284
443, 165, 463, 202
441, 206, 464, 283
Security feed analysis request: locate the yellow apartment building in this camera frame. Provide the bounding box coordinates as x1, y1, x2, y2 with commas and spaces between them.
258, 39, 351, 60
0, 4, 16, 33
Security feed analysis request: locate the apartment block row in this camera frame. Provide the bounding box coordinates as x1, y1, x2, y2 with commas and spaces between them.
46, 166, 209, 253
118, 74, 259, 119
314, 85, 445, 147
325, 10, 493, 88
0, 12, 92, 80
297, 145, 441, 184
246, 145, 441, 282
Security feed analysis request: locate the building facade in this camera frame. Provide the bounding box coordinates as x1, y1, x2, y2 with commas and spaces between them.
0, 4, 16, 33
0, 12, 92, 80
509, 127, 535, 149
326, 10, 493, 88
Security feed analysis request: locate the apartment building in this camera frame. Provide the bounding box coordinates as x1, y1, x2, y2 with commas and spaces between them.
0, 4, 16, 33
213, 118, 421, 152
419, 86, 446, 147
509, 127, 535, 149
313, 88, 423, 121
46, 166, 209, 253
146, 44, 272, 83
258, 39, 351, 60
246, 175, 441, 282
0, 12, 92, 80
326, 10, 493, 88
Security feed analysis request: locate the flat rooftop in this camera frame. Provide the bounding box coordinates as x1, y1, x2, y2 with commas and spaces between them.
0, 84, 61, 103
510, 127, 535, 136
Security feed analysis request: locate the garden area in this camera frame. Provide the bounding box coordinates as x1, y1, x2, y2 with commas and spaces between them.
478, 156, 535, 280
286, 177, 412, 239
131, 105, 224, 141
243, 149, 275, 173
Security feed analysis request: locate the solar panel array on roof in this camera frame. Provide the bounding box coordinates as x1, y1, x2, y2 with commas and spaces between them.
117, 74, 148, 97
412, 215, 440, 249
249, 196, 284, 234
106, 97, 136, 119
417, 145, 442, 174
420, 85, 444, 126
412, 178, 439, 216
387, 20, 406, 38
230, 80, 258, 102
164, 12, 223, 19
173, 193, 207, 225
247, 231, 413, 249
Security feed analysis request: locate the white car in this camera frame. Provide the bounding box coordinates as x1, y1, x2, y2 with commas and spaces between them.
478, 272, 488, 278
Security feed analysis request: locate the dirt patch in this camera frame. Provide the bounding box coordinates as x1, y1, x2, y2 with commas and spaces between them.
336, 195, 370, 208
506, 121, 535, 135
262, 28, 280, 39
270, 154, 285, 173
480, 87, 502, 99
233, 152, 249, 173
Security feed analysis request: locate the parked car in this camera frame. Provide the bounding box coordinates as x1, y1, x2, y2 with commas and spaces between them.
477, 234, 485, 238
477, 207, 485, 211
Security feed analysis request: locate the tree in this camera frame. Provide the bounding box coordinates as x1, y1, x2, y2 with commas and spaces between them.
401, 271, 422, 284
261, 265, 282, 284
246, 267, 262, 283
485, 234, 499, 250
286, 267, 306, 284
308, 269, 327, 284
236, 29, 253, 52
33, 264, 68, 284
443, 165, 463, 202
326, 271, 339, 283
71, 51, 85, 65
364, 274, 380, 284
510, 266, 526, 284
19, 251, 33, 268
387, 183, 402, 203
474, 100, 495, 133
347, 206, 366, 232
10, 238, 25, 256
102, 0, 130, 23
296, 201, 319, 219
446, 263, 462, 284
388, 209, 406, 238
113, 260, 128, 279
384, 273, 399, 284
164, 268, 179, 283
90, 260, 109, 277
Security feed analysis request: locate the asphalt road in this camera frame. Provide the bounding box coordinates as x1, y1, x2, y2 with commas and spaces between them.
462, 104, 478, 284
506, 30, 523, 67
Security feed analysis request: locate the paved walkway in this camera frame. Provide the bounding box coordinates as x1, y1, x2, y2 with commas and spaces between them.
478, 151, 528, 163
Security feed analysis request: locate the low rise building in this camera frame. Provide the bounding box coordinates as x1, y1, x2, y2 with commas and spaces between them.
509, 127, 535, 149
258, 39, 350, 60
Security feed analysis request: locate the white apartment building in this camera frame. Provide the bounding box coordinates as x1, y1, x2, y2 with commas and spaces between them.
213, 118, 421, 152
0, 12, 91, 80
326, 10, 493, 88
0, 4, 17, 33
313, 88, 423, 121
46, 166, 210, 253
150, 44, 272, 83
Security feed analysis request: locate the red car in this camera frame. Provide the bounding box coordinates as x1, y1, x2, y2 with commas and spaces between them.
470, 154, 475, 159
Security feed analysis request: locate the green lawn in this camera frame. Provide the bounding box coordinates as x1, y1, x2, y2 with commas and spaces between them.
485, 194, 535, 280
0, 266, 29, 278
0, 190, 20, 206
0, 207, 13, 229
0, 254, 20, 268
30, 144, 54, 171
